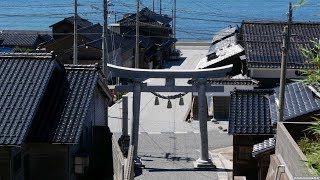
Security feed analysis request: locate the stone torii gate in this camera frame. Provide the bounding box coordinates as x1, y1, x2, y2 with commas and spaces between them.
108, 63, 233, 167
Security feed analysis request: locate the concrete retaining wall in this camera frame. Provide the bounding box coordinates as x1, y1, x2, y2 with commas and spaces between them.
275, 123, 314, 179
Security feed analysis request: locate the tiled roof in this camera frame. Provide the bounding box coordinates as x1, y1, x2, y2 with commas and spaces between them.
241, 21, 320, 69
252, 137, 275, 157
269, 82, 320, 124
0, 54, 110, 145
207, 35, 237, 57
188, 74, 259, 86
50, 15, 93, 28
211, 26, 238, 44
228, 89, 274, 135
78, 23, 102, 41
197, 44, 244, 69
159, 38, 177, 49
27, 64, 102, 144
52, 65, 99, 144
119, 7, 172, 26
85, 31, 135, 52
0, 33, 39, 47
308, 84, 320, 98
0, 30, 52, 48
0, 53, 56, 145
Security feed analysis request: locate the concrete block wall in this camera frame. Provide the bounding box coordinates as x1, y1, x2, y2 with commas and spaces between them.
275, 123, 314, 178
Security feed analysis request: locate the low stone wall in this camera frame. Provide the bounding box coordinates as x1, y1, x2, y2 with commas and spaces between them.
112, 136, 125, 180
266, 155, 289, 180
275, 123, 314, 178
112, 136, 134, 180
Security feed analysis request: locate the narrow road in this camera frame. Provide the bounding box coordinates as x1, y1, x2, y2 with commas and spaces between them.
108, 45, 232, 180
108, 46, 209, 134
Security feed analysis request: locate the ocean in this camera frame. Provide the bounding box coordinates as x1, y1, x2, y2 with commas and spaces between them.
0, 0, 319, 41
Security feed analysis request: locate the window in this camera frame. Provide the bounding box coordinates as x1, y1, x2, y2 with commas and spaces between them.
74, 156, 89, 174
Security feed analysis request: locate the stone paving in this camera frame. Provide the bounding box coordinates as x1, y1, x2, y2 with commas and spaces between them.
108, 46, 233, 180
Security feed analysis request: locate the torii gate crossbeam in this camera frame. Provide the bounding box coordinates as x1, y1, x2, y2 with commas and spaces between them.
107, 63, 233, 168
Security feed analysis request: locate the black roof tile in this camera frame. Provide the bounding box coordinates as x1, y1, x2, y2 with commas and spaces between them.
78, 23, 102, 41
50, 15, 93, 29
270, 82, 320, 124
52, 66, 98, 143
0, 54, 110, 145
27, 64, 104, 144
241, 21, 320, 69
85, 31, 135, 52
252, 137, 275, 157
118, 7, 172, 26
0, 53, 56, 145
228, 89, 274, 135
0, 33, 39, 48
188, 74, 259, 86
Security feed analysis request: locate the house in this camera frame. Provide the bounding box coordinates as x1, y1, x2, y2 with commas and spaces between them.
239, 21, 320, 88
0, 30, 52, 52
83, 34, 136, 68
228, 89, 275, 180
42, 16, 137, 68
265, 82, 320, 179
190, 27, 254, 120
111, 7, 176, 68
188, 74, 259, 120
0, 53, 113, 180
113, 7, 172, 37
229, 82, 320, 179
49, 15, 93, 40
42, 23, 103, 64
197, 26, 244, 76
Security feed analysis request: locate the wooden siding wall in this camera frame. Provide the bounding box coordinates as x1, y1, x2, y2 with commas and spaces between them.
233, 135, 273, 180
213, 96, 230, 120
0, 148, 10, 180
25, 144, 69, 180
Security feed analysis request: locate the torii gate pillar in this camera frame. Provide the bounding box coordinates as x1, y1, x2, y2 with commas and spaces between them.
130, 81, 141, 161
194, 78, 214, 168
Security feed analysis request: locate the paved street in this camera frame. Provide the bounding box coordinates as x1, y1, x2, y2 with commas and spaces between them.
109, 45, 233, 180
108, 45, 211, 134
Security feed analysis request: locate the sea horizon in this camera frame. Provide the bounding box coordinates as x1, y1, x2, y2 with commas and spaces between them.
0, 0, 319, 41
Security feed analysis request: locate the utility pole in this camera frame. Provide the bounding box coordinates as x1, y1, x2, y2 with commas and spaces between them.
160, 0, 162, 15
153, 0, 155, 12
278, 3, 292, 122
73, 0, 78, 64
135, 0, 140, 68
102, 0, 109, 77
173, 0, 176, 50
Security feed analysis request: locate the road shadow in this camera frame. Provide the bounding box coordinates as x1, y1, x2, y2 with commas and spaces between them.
144, 167, 232, 172
164, 57, 186, 68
